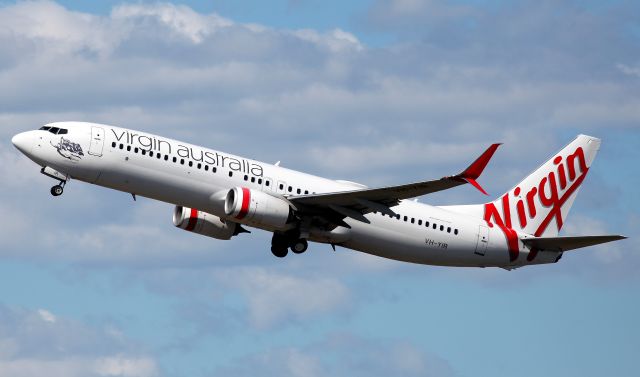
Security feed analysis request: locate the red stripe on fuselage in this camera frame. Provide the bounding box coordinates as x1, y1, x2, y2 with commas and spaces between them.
236, 187, 251, 220
185, 208, 199, 231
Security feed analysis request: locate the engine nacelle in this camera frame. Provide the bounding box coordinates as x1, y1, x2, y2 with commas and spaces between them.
173, 206, 237, 240
224, 187, 293, 231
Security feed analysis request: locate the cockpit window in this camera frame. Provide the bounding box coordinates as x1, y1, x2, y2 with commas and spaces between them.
39, 126, 68, 135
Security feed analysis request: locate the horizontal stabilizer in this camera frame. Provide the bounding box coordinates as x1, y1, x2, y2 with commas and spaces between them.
521, 235, 627, 252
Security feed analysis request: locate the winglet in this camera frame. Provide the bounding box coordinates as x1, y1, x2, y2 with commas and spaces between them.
457, 143, 501, 195
462, 177, 488, 195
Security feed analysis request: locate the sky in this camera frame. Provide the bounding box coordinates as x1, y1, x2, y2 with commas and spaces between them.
0, 0, 639, 376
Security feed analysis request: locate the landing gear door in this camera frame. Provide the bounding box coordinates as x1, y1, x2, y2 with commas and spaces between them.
88, 126, 105, 157
475, 225, 489, 256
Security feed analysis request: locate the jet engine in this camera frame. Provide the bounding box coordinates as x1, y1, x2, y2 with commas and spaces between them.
173, 206, 237, 240
224, 187, 294, 231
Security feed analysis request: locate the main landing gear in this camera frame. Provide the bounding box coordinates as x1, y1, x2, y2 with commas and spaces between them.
271, 232, 309, 258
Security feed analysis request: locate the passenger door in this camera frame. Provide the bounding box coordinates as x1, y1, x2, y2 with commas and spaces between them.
475, 225, 489, 256
88, 126, 105, 157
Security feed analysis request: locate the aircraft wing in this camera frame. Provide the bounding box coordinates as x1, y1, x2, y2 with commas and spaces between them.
521, 235, 627, 252
289, 143, 501, 225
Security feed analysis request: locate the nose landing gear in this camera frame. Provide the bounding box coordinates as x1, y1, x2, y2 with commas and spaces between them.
50, 184, 64, 197
41, 166, 69, 197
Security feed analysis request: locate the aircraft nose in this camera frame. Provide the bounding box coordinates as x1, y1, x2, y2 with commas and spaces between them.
11, 132, 32, 155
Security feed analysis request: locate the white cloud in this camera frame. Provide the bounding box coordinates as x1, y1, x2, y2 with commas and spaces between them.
111, 3, 233, 44
216, 333, 454, 377
37, 309, 56, 323
0, 357, 158, 377
617, 63, 640, 78
94, 356, 158, 377
0, 305, 158, 377
216, 268, 350, 329
293, 28, 363, 52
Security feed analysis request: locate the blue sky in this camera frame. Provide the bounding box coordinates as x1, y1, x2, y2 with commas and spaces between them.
0, 1, 639, 376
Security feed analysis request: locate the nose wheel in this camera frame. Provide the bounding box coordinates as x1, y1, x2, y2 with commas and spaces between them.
50, 185, 64, 196
50, 180, 66, 197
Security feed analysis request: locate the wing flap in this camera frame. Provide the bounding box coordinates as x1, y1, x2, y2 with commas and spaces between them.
521, 235, 627, 252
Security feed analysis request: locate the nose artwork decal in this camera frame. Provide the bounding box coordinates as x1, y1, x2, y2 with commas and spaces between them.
51, 137, 85, 161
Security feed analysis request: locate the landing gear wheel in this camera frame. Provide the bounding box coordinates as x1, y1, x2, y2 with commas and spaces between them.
291, 239, 308, 254
50, 185, 64, 197
271, 245, 288, 258
271, 233, 289, 258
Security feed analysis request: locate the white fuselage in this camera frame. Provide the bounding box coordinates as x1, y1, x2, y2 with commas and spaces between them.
13, 122, 560, 268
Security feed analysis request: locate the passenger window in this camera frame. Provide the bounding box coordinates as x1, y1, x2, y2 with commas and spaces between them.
205, 165, 209, 171
440, 225, 444, 231
126, 146, 131, 151
180, 159, 184, 165
111, 142, 116, 148
304, 190, 309, 194
173, 157, 177, 163
157, 153, 161, 159
244, 175, 248, 181
266, 181, 270, 186
188, 161, 193, 167
411, 218, 415, 224
135, 147, 139, 153
396, 214, 400, 220
454, 229, 459, 235
447, 227, 451, 233
141, 149, 146, 155
418, 220, 422, 225
258, 178, 262, 184
213, 167, 217, 173
119, 144, 124, 150
279, 184, 284, 190
297, 188, 301, 194
433, 223, 437, 229
425, 221, 429, 227
288, 186, 292, 192
228, 171, 233, 177
149, 151, 154, 157
251, 177, 256, 183
164, 155, 169, 161
197, 163, 201, 169
403, 216, 407, 222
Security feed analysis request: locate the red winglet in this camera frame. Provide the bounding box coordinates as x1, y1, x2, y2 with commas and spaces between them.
463, 177, 488, 196
458, 143, 501, 195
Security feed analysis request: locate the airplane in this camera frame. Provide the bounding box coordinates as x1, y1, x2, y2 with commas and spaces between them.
11, 122, 626, 269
